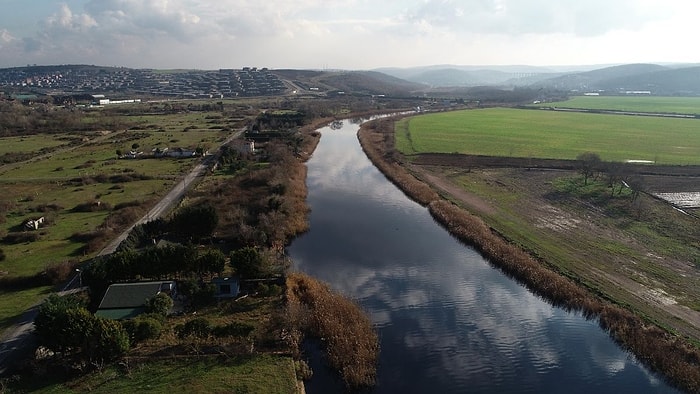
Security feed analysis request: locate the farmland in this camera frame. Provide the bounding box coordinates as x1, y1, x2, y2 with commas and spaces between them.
396, 108, 700, 165
0, 103, 243, 331
536, 95, 700, 115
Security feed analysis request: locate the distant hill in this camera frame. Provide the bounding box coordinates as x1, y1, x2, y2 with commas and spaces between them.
601, 66, 700, 95
273, 69, 426, 96
317, 71, 426, 96
375, 63, 700, 96
376, 65, 570, 87
532, 64, 670, 92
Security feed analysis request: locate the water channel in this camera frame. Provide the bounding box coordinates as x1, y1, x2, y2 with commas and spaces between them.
287, 117, 677, 393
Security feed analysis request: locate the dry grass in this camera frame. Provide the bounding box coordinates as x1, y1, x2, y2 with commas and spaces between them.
357, 116, 700, 393
286, 272, 378, 389
358, 117, 438, 205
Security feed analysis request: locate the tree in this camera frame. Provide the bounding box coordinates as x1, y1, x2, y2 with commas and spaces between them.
145, 292, 174, 317
169, 203, 219, 241
34, 294, 87, 353
197, 249, 226, 276
131, 143, 139, 150
86, 317, 130, 361
35, 294, 130, 360
576, 152, 601, 185
231, 247, 265, 278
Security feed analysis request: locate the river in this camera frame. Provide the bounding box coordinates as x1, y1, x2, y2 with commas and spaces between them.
287, 117, 678, 393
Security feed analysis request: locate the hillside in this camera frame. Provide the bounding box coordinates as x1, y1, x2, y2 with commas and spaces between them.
375, 63, 700, 96
377, 64, 562, 87
533, 63, 669, 92
315, 71, 426, 96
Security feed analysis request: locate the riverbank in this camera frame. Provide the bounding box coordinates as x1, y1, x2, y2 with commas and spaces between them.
357, 114, 700, 393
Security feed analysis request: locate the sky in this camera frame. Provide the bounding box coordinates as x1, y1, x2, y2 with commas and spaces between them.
0, 0, 697, 70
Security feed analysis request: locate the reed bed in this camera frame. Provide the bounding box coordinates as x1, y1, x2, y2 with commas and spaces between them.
286, 272, 379, 389
358, 117, 438, 205
357, 116, 700, 393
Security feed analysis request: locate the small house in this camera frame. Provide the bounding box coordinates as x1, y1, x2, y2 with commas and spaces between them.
96, 281, 177, 320
211, 277, 240, 298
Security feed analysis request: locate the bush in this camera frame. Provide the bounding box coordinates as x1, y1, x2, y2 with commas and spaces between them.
122, 317, 163, 342
71, 200, 112, 213
145, 293, 174, 317
44, 260, 79, 285
2, 232, 39, 244
113, 200, 142, 210
212, 322, 255, 338
176, 317, 212, 339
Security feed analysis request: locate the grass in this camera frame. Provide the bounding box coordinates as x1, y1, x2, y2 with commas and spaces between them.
0, 134, 76, 156
396, 108, 700, 164
0, 287, 53, 331
535, 96, 700, 115
13, 355, 298, 394
0, 105, 236, 337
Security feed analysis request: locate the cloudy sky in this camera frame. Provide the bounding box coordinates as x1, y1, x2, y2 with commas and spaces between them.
0, 0, 696, 70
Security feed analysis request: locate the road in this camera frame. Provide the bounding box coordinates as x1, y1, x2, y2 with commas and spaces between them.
0, 127, 246, 376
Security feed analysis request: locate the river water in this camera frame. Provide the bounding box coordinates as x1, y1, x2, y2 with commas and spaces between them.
287, 118, 677, 393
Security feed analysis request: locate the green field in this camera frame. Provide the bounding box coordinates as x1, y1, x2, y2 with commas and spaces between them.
0, 134, 76, 156
396, 108, 700, 164
535, 96, 700, 115
0, 105, 240, 333
14, 355, 298, 393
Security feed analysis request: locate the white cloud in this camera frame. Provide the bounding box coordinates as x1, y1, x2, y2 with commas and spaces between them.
0, 0, 696, 69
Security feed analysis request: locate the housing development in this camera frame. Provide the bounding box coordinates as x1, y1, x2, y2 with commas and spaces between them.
0, 65, 286, 99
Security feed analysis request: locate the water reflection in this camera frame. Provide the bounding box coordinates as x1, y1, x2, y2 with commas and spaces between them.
288, 119, 676, 393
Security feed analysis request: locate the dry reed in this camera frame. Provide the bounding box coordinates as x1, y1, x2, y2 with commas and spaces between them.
286, 272, 379, 389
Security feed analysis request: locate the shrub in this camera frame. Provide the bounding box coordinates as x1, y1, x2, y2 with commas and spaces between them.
71, 200, 112, 213
2, 232, 39, 244
113, 200, 142, 210
145, 293, 174, 317
212, 322, 255, 338
44, 260, 79, 285
122, 317, 163, 342
176, 317, 212, 339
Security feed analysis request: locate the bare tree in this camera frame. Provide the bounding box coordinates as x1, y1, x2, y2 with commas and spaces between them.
576, 152, 601, 185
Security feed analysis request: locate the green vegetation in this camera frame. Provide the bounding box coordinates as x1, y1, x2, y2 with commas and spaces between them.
0, 102, 235, 333
13, 355, 297, 393
396, 108, 700, 164
537, 96, 700, 115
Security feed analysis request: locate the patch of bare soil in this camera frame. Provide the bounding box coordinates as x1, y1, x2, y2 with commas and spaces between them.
414, 165, 700, 341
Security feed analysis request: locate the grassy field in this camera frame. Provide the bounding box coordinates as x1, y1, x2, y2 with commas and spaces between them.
396, 108, 700, 164
14, 355, 298, 393
536, 96, 700, 114
0, 134, 77, 156
0, 104, 237, 334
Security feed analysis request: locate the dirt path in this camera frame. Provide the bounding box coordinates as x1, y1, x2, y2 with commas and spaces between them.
409, 164, 496, 215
